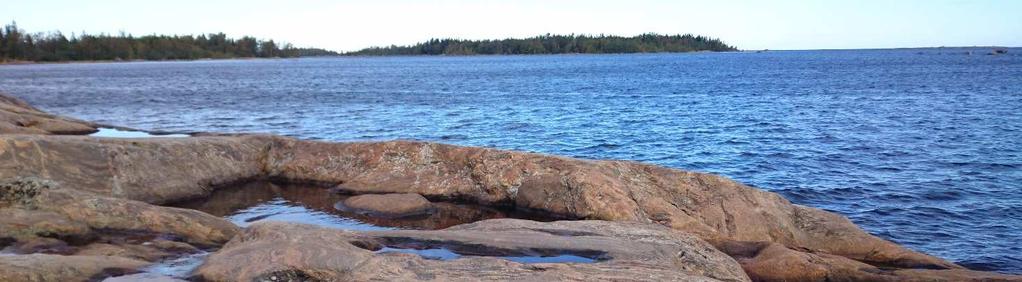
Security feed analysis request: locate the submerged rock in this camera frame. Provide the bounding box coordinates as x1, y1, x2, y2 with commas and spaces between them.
337, 193, 435, 218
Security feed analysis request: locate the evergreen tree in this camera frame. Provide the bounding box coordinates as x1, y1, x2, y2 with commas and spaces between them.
0, 22, 338, 62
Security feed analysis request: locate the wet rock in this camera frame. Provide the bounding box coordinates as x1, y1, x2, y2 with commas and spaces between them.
102, 273, 189, 282
195, 220, 751, 282
337, 193, 435, 218
74, 243, 172, 262
73, 238, 199, 263
0, 254, 147, 282
0, 93, 97, 135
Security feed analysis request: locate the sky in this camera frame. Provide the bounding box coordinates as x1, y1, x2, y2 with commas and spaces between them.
3, 0, 1020, 52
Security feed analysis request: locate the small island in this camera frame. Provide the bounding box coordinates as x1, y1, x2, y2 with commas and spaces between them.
347, 33, 737, 56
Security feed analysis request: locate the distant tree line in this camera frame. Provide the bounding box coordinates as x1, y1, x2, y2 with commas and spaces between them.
347, 33, 737, 56
0, 22, 337, 62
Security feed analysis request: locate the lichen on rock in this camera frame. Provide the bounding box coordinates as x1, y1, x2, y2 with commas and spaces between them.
0, 177, 55, 208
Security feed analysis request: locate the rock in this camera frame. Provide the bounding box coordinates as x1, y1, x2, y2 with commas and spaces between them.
0, 176, 239, 248
195, 220, 751, 282
2, 98, 1019, 280
0, 254, 147, 282
0, 134, 271, 204
0, 177, 55, 207
0, 208, 92, 242
73, 243, 172, 262
5, 237, 73, 255
337, 193, 435, 218
717, 241, 1022, 282
0, 93, 97, 135
32, 189, 241, 247
73, 239, 199, 263
267, 140, 958, 272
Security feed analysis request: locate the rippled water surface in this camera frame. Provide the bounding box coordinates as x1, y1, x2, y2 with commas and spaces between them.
1, 48, 1020, 273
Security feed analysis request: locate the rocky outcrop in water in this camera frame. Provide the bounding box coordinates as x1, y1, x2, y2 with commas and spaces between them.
0, 94, 97, 135
0, 92, 1019, 281
268, 140, 958, 269
337, 193, 435, 218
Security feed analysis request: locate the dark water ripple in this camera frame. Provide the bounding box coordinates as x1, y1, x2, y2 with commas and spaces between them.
1, 48, 1020, 273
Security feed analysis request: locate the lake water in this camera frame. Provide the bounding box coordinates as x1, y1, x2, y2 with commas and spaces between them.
1, 48, 1020, 273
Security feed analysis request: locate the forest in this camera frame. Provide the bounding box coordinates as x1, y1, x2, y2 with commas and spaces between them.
0, 22, 337, 62
347, 33, 737, 55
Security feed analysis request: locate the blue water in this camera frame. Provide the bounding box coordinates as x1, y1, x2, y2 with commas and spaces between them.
1, 48, 1020, 273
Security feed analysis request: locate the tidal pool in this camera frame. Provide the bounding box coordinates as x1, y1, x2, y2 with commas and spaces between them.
173, 181, 556, 230
89, 127, 189, 138
376, 247, 601, 264
130, 181, 571, 279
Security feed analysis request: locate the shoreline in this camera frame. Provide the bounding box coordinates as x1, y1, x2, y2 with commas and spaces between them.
2, 92, 1020, 280
1, 46, 1015, 66
0, 56, 301, 66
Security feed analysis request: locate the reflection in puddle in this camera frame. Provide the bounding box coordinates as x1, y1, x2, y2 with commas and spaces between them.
89, 127, 189, 138
152, 181, 563, 278
138, 251, 209, 278
376, 247, 599, 264
503, 254, 598, 264
377, 247, 461, 260
173, 181, 555, 230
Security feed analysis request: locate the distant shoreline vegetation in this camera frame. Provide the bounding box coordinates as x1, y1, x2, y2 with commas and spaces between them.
346, 33, 737, 56
0, 22, 337, 63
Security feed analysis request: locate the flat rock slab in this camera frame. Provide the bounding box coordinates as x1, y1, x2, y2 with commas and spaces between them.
0, 93, 97, 135
195, 219, 752, 282
0, 254, 147, 282
337, 193, 435, 218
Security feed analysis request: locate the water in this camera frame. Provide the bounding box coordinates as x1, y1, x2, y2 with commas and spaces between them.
376, 247, 599, 264
156, 181, 575, 276
173, 181, 555, 230
1, 48, 1020, 273
89, 127, 190, 138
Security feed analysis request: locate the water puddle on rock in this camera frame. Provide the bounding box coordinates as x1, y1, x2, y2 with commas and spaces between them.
89, 127, 189, 138
129, 181, 565, 279
376, 247, 600, 263
173, 181, 553, 230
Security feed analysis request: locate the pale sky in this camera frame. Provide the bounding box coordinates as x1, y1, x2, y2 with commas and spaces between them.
3, 0, 1020, 52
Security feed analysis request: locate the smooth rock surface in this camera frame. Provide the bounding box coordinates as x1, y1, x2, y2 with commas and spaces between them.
0, 134, 271, 204
338, 193, 435, 218
0, 93, 97, 135
717, 241, 1022, 282
195, 219, 751, 282
268, 140, 958, 270
0, 254, 147, 282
